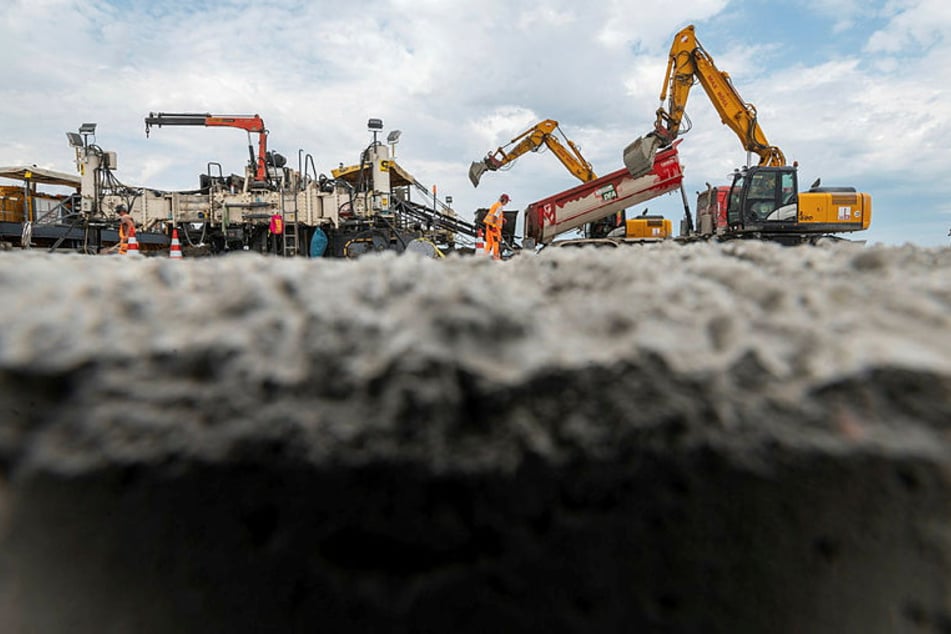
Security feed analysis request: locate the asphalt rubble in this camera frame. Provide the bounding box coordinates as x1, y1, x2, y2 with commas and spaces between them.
0, 240, 950, 633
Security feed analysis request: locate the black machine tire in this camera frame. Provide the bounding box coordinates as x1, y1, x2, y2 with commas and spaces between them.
342, 229, 395, 259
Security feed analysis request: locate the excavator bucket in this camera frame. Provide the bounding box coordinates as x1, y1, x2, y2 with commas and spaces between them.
468, 160, 490, 187
623, 134, 664, 179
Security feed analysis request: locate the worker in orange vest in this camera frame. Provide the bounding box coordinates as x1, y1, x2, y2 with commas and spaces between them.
115, 204, 135, 254
483, 193, 509, 260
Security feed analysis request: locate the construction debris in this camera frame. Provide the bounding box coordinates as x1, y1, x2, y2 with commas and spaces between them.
0, 242, 949, 632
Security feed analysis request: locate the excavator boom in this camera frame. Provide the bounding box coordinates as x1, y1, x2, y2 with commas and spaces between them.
144, 112, 269, 182
624, 25, 785, 178
469, 119, 596, 187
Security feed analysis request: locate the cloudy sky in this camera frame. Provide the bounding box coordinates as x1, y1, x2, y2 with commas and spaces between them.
2, 0, 949, 246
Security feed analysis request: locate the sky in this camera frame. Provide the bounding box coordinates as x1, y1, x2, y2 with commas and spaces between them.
1, 0, 949, 246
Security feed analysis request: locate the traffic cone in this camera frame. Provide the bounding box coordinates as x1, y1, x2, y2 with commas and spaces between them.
475, 228, 484, 255
125, 226, 140, 256
169, 228, 183, 259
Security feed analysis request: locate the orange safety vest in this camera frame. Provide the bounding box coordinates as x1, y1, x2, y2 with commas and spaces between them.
484, 202, 504, 230
269, 214, 284, 234
118, 217, 133, 254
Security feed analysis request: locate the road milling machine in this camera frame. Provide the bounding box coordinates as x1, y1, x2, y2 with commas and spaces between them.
66, 115, 480, 257
624, 25, 871, 243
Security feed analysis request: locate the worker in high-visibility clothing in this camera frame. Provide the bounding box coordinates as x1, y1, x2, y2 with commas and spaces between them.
483, 193, 509, 260
112, 203, 135, 254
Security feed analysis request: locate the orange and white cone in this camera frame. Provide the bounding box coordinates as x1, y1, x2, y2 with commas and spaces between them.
169, 228, 183, 259
475, 228, 484, 254
125, 226, 141, 256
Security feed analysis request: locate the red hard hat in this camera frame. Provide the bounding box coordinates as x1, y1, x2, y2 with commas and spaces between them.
500, 193, 510, 202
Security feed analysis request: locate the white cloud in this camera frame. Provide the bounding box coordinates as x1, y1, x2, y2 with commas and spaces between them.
517, 6, 576, 29
468, 107, 541, 146
866, 0, 951, 53
804, 0, 869, 32
596, 0, 730, 50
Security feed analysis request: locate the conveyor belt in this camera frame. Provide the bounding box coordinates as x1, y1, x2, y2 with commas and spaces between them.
391, 198, 481, 239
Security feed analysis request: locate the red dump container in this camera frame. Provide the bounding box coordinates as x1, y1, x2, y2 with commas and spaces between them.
525, 140, 684, 244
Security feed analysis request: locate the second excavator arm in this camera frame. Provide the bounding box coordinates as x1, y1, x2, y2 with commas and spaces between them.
144, 112, 270, 182
469, 118, 597, 187
624, 25, 786, 177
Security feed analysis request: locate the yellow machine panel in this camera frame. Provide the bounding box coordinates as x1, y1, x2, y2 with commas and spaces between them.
0, 186, 25, 222
0, 186, 72, 223
626, 216, 672, 240
797, 192, 871, 230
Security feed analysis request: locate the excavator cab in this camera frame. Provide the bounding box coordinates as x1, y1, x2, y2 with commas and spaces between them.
726, 166, 871, 239
726, 167, 798, 228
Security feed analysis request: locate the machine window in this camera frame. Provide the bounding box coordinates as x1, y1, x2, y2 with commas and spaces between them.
727, 175, 745, 225
747, 171, 779, 221
781, 172, 796, 206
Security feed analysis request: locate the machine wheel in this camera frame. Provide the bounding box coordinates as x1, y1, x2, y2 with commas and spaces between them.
404, 237, 443, 259
342, 229, 392, 258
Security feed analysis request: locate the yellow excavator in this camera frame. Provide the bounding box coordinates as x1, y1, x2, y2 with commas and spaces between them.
624, 25, 870, 241
469, 119, 596, 187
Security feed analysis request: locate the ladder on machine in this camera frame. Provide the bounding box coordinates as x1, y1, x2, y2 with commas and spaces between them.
280, 177, 300, 257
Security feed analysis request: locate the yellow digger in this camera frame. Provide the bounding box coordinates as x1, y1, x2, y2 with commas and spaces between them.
469, 119, 595, 187
625, 25, 870, 241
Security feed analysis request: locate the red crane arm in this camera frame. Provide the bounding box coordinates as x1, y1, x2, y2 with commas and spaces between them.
144, 112, 269, 182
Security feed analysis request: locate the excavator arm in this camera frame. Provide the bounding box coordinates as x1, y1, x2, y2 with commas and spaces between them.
624, 25, 785, 177
469, 119, 596, 187
144, 112, 270, 182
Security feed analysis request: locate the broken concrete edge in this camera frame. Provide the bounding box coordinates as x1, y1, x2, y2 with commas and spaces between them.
1, 356, 948, 482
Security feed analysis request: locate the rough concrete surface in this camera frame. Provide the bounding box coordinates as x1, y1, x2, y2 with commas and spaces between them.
0, 241, 949, 633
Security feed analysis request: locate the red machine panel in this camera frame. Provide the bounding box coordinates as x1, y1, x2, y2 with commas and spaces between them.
525, 140, 684, 244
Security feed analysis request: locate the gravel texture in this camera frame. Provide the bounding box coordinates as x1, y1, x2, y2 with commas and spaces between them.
0, 242, 950, 633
